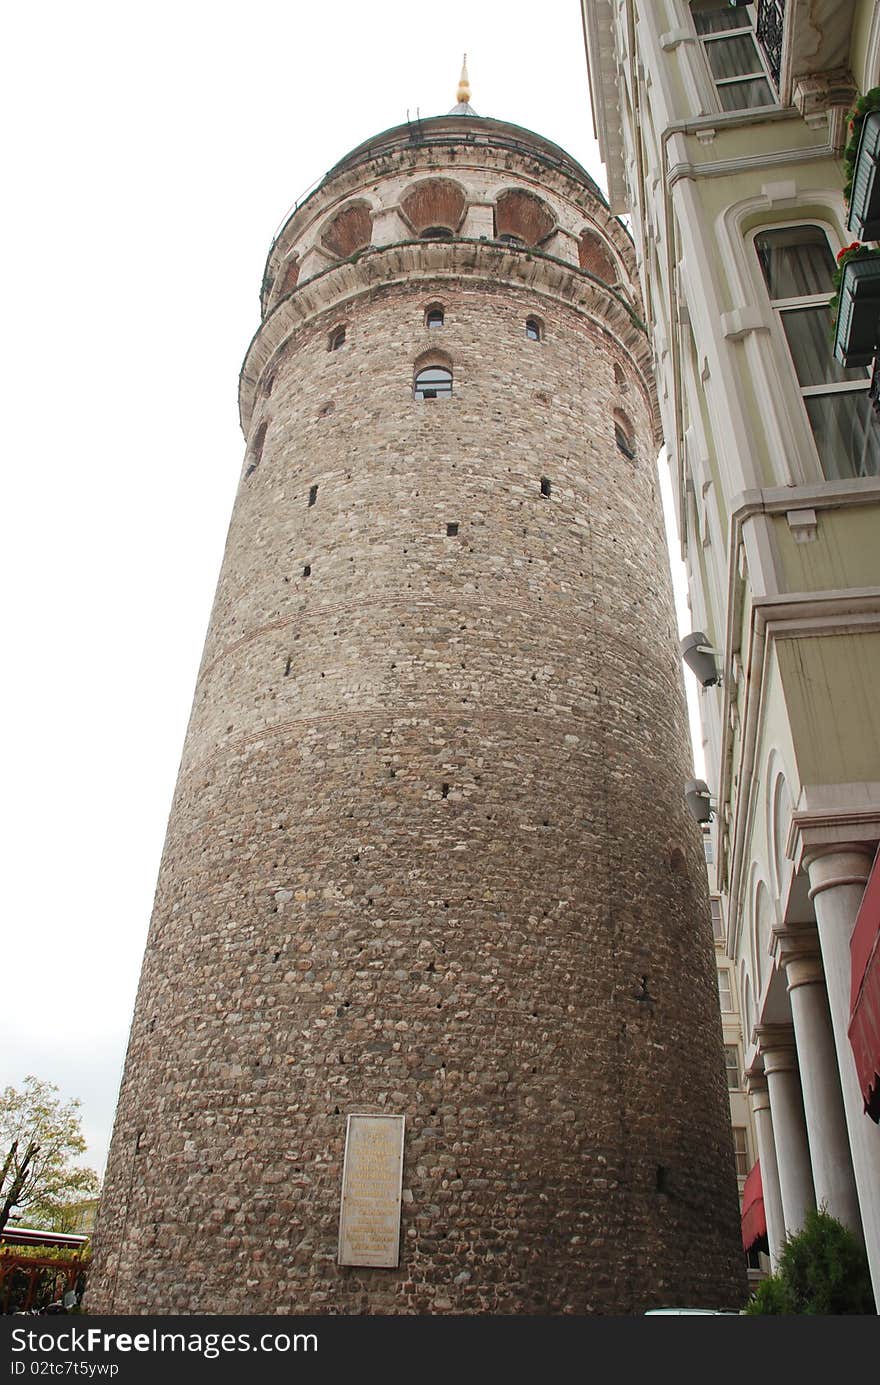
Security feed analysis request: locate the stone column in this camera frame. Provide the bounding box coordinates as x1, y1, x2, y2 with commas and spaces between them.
774, 927, 863, 1239
803, 845, 880, 1308
746, 1072, 786, 1269
756, 1026, 815, 1238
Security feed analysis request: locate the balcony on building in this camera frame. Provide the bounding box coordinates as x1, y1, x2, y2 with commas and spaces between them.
755, 0, 858, 123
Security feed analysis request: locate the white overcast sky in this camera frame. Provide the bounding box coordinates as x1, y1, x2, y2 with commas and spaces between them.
1, 0, 701, 1179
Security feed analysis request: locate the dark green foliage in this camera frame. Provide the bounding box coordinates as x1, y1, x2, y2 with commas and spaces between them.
744, 1209, 874, 1315
743, 1274, 792, 1315
843, 88, 880, 204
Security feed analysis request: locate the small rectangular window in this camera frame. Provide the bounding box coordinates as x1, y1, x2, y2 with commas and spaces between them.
724, 1045, 741, 1090
446, 522, 459, 536
732, 1126, 750, 1177
710, 897, 724, 941
717, 968, 733, 1012
540, 477, 551, 497
308, 484, 318, 507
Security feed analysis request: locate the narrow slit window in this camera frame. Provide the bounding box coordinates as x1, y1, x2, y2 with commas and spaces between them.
540, 477, 551, 497
329, 327, 346, 351
308, 484, 318, 507
303, 564, 311, 578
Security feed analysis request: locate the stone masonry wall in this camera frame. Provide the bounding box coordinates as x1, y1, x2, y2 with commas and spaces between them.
88, 132, 746, 1315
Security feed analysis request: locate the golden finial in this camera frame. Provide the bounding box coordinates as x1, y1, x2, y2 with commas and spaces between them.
457, 54, 471, 106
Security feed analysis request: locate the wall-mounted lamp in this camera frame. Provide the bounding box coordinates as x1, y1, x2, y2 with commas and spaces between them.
680, 631, 721, 687
684, 779, 714, 824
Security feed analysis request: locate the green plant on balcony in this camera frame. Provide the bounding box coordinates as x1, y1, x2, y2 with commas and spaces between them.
843, 88, 880, 205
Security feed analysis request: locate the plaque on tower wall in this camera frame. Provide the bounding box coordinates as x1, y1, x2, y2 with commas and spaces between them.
338, 1114, 405, 1268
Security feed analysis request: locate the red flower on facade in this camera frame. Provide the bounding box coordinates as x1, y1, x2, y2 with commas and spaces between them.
838, 242, 862, 261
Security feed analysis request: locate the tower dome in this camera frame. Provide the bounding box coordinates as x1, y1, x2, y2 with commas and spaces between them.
88, 105, 745, 1314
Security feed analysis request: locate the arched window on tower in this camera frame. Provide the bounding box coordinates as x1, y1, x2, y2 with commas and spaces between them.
578, 229, 616, 281
614, 410, 636, 460
400, 179, 466, 238
425, 304, 445, 328
328, 326, 346, 351
245, 420, 268, 478
494, 189, 555, 248
525, 317, 543, 342
319, 202, 373, 260
414, 365, 453, 400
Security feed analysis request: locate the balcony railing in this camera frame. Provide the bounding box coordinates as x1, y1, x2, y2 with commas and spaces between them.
756, 0, 785, 94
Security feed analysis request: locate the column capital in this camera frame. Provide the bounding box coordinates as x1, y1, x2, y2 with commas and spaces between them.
755, 1024, 799, 1075
771, 924, 825, 991
745, 1067, 770, 1112
785, 784, 880, 875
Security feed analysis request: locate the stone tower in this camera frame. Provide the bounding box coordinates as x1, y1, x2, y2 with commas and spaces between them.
89, 83, 746, 1314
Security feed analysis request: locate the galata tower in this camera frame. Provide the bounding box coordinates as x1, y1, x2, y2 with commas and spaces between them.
88, 69, 746, 1315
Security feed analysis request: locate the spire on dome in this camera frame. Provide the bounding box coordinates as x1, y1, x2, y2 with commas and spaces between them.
449, 54, 478, 116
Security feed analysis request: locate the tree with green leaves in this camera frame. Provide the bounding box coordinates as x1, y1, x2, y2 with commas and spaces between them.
744, 1208, 874, 1315
0, 1076, 99, 1236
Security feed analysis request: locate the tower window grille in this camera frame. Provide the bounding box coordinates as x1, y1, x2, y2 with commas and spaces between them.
414, 366, 453, 400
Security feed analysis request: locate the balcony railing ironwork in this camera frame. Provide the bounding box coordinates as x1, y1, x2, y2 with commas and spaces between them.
756, 0, 785, 94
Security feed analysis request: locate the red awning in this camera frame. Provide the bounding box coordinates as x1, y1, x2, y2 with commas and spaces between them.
740, 1159, 766, 1252
849, 846, 880, 1124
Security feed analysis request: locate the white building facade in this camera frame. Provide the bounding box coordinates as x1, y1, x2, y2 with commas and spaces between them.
584, 0, 880, 1306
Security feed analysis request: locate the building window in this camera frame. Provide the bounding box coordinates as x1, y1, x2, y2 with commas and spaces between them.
755, 225, 880, 479
732, 1126, 750, 1177
425, 304, 444, 328
525, 317, 542, 342
690, 2, 775, 111
329, 327, 346, 351
421, 226, 454, 239
717, 968, 733, 1012
414, 366, 453, 400
710, 897, 724, 942
724, 1045, 741, 1090
498, 233, 525, 247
